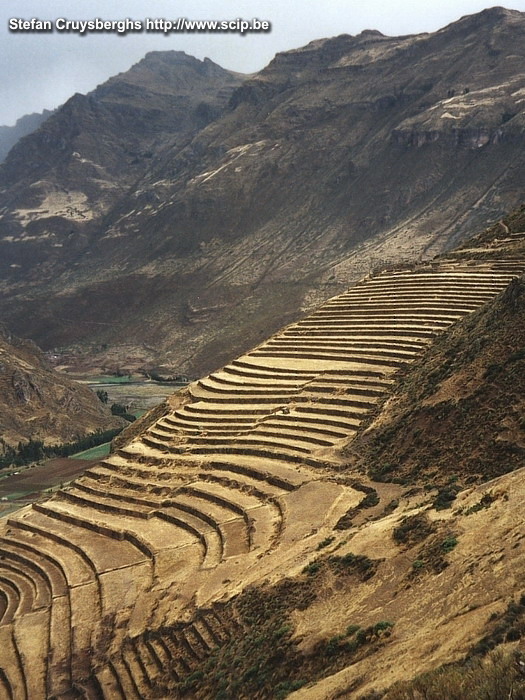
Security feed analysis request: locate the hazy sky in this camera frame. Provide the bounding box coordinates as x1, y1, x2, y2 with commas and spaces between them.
1, 0, 525, 125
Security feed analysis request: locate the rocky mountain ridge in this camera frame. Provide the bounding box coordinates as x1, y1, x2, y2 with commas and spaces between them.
0, 109, 54, 163
0, 51, 244, 273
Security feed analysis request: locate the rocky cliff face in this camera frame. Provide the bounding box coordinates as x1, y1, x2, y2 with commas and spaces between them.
1, 9, 525, 377
0, 325, 123, 446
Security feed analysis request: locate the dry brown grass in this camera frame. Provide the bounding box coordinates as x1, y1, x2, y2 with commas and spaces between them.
382, 649, 525, 700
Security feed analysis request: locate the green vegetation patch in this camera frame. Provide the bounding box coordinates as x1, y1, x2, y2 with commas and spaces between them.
334, 484, 380, 530
110, 403, 136, 423
0, 428, 123, 470
329, 552, 380, 581
382, 593, 525, 699
176, 580, 314, 699
470, 594, 525, 656
89, 375, 136, 384
409, 530, 459, 578
368, 462, 397, 483
303, 560, 322, 576
303, 551, 381, 582
441, 536, 458, 554
175, 592, 393, 699
463, 492, 496, 516
432, 484, 461, 510
322, 621, 394, 658
71, 442, 112, 460
392, 513, 435, 547
169, 556, 391, 698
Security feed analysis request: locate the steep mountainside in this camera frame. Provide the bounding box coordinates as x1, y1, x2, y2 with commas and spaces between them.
0, 209, 523, 698
1, 8, 525, 377
0, 325, 123, 447
0, 51, 244, 284
0, 109, 54, 163
348, 208, 525, 488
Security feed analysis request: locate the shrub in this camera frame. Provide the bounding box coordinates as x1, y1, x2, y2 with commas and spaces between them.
381, 499, 399, 516
464, 492, 495, 515
329, 553, 379, 581
373, 621, 394, 635
369, 463, 395, 482
302, 561, 322, 576
323, 621, 395, 657
96, 389, 109, 403
441, 536, 458, 553
360, 490, 380, 508
393, 513, 435, 545
433, 485, 460, 510
110, 403, 136, 422
470, 594, 525, 657
275, 679, 306, 699
383, 649, 525, 699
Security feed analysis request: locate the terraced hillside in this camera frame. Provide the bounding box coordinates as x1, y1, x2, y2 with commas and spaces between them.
0, 232, 524, 698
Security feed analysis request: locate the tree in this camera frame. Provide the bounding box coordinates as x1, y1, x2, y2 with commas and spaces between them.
110, 403, 136, 423
96, 389, 109, 404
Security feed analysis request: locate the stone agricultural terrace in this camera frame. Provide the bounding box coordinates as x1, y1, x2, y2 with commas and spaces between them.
0, 231, 524, 698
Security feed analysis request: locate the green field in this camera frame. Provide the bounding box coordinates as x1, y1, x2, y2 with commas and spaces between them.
3, 490, 33, 500
71, 442, 112, 460
87, 375, 138, 384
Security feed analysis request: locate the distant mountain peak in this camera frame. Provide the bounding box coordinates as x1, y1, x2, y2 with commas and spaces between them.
0, 108, 55, 163
445, 5, 524, 33
356, 28, 385, 38
478, 5, 520, 18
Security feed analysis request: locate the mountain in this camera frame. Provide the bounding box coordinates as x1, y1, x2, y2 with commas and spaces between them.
0, 324, 123, 447
0, 51, 243, 256
0, 109, 54, 163
1, 9, 525, 379
0, 205, 522, 697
